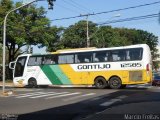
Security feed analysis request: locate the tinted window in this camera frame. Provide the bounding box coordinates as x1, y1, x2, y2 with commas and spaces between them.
27, 56, 43, 66
58, 54, 74, 64
110, 50, 125, 61
43, 55, 58, 64
92, 48, 143, 62
93, 51, 109, 62
14, 56, 27, 77
75, 52, 92, 63
128, 48, 143, 60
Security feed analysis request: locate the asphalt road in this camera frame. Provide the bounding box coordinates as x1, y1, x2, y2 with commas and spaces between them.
0, 85, 160, 120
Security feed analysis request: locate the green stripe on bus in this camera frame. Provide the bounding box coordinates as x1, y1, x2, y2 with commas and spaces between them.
40, 65, 62, 85
50, 65, 72, 84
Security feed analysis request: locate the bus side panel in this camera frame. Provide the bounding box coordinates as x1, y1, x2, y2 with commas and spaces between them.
59, 64, 83, 84
23, 66, 52, 85
60, 64, 125, 85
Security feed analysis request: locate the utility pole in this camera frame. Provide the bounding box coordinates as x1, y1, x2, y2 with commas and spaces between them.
80, 13, 94, 47
86, 14, 90, 47
2, 0, 56, 94
2, 0, 37, 94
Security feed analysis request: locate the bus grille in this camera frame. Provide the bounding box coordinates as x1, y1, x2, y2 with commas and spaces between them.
129, 71, 142, 81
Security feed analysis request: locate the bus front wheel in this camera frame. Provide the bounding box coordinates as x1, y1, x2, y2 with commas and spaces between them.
28, 78, 37, 88
109, 77, 122, 89
94, 77, 107, 89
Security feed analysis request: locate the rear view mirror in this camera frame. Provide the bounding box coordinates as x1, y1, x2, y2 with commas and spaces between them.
9, 61, 15, 69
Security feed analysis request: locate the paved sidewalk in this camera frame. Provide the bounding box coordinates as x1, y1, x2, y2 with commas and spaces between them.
0, 81, 14, 87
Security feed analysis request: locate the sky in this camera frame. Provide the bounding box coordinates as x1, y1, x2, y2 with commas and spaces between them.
15, 0, 160, 53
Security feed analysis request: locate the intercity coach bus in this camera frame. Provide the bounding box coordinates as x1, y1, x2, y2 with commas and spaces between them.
9, 44, 152, 89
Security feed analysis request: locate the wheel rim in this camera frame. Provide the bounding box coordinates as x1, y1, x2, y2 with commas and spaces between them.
112, 79, 119, 86
29, 80, 36, 87
110, 78, 121, 88
97, 80, 103, 87
29, 81, 34, 87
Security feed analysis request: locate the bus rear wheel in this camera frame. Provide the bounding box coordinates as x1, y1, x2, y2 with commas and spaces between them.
109, 77, 122, 89
28, 78, 37, 88
94, 77, 107, 89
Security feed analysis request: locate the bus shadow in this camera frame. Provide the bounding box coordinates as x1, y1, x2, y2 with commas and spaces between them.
17, 90, 160, 120
21, 85, 150, 91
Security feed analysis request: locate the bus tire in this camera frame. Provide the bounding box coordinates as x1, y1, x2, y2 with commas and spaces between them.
109, 77, 122, 89
28, 78, 37, 88
94, 77, 107, 89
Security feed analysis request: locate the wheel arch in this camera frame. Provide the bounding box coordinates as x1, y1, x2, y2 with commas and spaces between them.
108, 75, 122, 82
94, 76, 108, 89
94, 76, 107, 83
28, 77, 38, 88
108, 75, 123, 89
28, 77, 36, 82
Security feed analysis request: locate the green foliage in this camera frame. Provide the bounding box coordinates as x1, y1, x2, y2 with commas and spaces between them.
61, 20, 97, 48
0, 0, 57, 63
47, 20, 158, 61
45, 26, 64, 52
91, 26, 131, 47
114, 28, 158, 59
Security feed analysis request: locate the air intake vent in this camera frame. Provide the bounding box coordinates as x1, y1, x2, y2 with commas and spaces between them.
129, 71, 142, 81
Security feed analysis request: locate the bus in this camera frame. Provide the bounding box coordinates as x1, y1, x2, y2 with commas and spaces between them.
9, 44, 152, 89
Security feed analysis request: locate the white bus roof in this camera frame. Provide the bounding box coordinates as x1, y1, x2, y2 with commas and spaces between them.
55, 44, 149, 54
17, 44, 149, 57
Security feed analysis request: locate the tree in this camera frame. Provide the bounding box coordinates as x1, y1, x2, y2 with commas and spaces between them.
0, 0, 55, 63
45, 26, 64, 52
60, 20, 97, 49
46, 20, 159, 63
91, 26, 131, 47
0, 0, 61, 79
115, 28, 159, 60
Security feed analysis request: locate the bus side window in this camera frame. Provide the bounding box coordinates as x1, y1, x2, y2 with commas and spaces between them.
97, 55, 105, 62
93, 53, 98, 62
94, 57, 99, 62
76, 53, 92, 63
84, 54, 92, 63
53, 55, 58, 64
35, 56, 43, 65
118, 50, 125, 61
111, 51, 119, 61
44, 56, 51, 64
84, 58, 90, 63
126, 50, 131, 60
76, 54, 83, 63
94, 51, 109, 62
58, 54, 74, 64
40, 55, 58, 65
128, 48, 142, 61
134, 50, 142, 60
28, 57, 36, 66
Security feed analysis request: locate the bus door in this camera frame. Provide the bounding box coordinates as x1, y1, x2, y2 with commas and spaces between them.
13, 56, 27, 84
